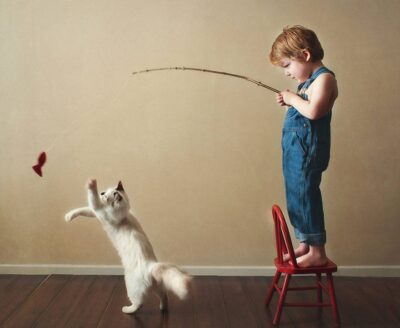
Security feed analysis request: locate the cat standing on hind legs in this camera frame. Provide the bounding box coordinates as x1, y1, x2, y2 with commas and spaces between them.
65, 179, 191, 314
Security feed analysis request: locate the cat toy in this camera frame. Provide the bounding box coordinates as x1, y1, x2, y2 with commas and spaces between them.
32, 66, 279, 177
32, 151, 46, 177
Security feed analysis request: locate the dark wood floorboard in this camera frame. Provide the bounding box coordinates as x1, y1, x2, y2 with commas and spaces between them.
64, 276, 119, 328
335, 277, 399, 328
192, 276, 230, 328
1, 275, 71, 328
0, 275, 46, 325
33, 275, 96, 328
219, 276, 258, 328
384, 278, 400, 326
0, 274, 399, 327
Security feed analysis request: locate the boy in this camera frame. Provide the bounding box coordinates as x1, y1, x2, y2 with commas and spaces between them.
270, 26, 338, 267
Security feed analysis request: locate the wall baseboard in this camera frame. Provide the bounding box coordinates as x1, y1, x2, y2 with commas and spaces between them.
0, 264, 399, 277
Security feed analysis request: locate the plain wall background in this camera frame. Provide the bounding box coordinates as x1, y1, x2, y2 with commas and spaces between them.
1, 0, 399, 268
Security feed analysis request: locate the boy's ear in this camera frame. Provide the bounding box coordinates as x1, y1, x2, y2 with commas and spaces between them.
116, 181, 124, 192
302, 49, 312, 62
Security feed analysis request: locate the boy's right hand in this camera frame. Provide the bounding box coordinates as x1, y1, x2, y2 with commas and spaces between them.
276, 92, 287, 106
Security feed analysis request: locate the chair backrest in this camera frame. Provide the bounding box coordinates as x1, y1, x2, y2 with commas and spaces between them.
272, 204, 298, 268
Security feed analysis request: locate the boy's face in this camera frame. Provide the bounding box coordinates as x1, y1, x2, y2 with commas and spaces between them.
280, 58, 311, 83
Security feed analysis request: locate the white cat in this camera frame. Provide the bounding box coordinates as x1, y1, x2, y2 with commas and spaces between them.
65, 179, 191, 313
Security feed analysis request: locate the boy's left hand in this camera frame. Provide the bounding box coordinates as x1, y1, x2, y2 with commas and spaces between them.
279, 90, 297, 107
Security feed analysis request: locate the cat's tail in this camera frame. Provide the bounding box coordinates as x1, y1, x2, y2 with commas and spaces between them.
150, 263, 192, 300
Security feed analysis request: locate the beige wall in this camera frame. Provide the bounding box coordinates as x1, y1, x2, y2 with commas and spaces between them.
1, 0, 399, 268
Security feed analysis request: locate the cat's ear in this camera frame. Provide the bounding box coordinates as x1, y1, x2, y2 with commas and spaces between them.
116, 181, 124, 192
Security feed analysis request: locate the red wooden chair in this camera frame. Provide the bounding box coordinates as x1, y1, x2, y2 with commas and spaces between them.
265, 204, 340, 326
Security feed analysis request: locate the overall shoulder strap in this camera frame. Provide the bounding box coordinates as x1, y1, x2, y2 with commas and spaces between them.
297, 67, 335, 93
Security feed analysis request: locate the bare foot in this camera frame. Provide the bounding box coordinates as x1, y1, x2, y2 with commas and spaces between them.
297, 246, 328, 268
283, 243, 309, 262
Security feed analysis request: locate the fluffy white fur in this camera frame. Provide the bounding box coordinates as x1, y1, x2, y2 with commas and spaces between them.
65, 179, 191, 313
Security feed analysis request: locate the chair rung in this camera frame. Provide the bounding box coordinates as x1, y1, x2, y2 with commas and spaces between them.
317, 281, 329, 294
284, 302, 332, 307
287, 285, 318, 291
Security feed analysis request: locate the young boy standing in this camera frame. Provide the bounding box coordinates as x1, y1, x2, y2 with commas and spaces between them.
270, 26, 338, 267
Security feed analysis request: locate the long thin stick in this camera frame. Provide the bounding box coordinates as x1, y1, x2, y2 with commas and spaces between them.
132, 66, 280, 94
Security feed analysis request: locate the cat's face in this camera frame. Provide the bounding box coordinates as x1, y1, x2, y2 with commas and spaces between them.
100, 181, 130, 212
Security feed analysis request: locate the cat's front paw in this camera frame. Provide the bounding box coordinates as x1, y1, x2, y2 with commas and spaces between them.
87, 178, 97, 191
65, 211, 74, 222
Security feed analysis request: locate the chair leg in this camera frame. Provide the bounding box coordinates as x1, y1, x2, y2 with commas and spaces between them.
273, 273, 291, 326
316, 273, 322, 303
327, 273, 341, 327
265, 271, 281, 306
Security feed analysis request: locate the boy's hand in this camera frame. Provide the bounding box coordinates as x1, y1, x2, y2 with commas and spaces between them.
276, 92, 287, 106
278, 90, 297, 107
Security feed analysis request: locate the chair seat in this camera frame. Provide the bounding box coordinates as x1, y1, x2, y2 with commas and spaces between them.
274, 257, 338, 274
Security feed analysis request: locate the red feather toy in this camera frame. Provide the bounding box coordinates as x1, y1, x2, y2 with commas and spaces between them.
32, 152, 47, 177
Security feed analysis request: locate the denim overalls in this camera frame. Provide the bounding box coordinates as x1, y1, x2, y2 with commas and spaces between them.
282, 66, 334, 246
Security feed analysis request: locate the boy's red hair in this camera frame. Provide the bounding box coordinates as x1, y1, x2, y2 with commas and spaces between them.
270, 25, 324, 66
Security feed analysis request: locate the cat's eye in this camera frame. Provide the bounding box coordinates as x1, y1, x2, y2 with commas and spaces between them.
100, 192, 105, 195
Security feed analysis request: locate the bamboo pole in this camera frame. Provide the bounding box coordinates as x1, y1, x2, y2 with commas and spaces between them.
132, 66, 280, 94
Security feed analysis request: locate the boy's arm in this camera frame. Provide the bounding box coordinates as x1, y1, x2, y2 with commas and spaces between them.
281, 74, 337, 120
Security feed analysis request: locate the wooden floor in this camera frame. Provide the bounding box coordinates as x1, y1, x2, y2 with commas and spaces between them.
0, 275, 399, 327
